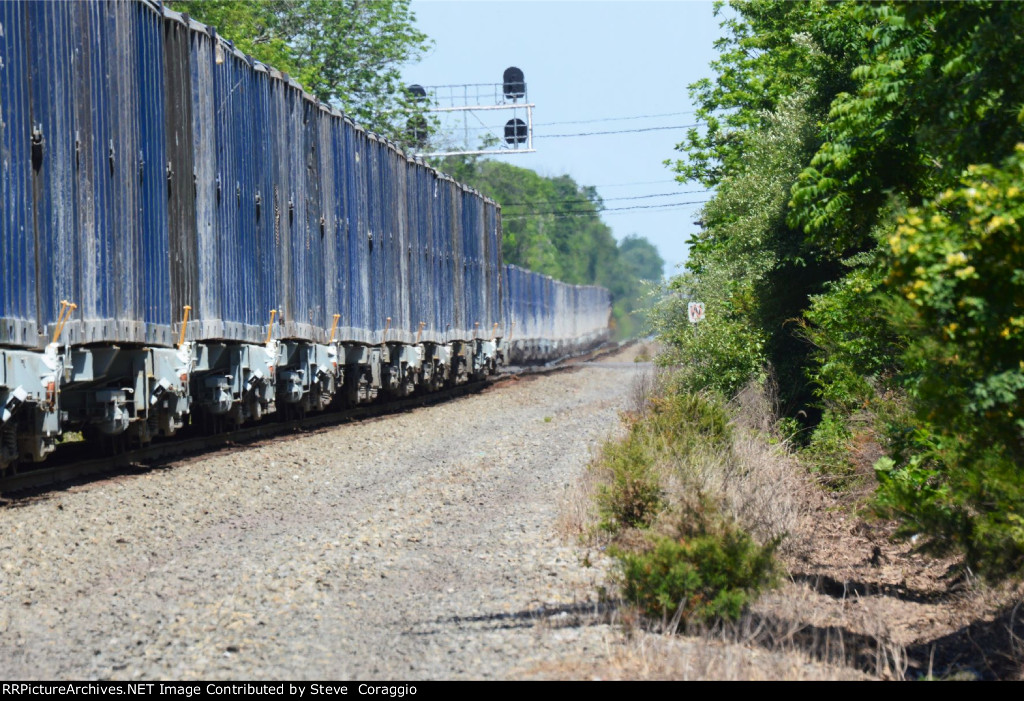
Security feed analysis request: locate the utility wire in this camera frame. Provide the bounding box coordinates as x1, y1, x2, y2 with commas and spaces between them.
593, 178, 684, 188
533, 110, 696, 127
500, 190, 710, 207
502, 199, 710, 218
537, 124, 700, 138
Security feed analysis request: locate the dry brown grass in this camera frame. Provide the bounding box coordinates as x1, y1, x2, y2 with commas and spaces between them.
645, 378, 810, 550
556, 452, 605, 542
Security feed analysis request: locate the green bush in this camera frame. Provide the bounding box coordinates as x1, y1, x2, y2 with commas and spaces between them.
873, 146, 1024, 578
803, 409, 858, 485
616, 517, 780, 625
595, 438, 662, 532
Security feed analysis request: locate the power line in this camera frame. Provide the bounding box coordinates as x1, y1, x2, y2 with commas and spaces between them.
500, 190, 710, 207
502, 200, 710, 218
537, 124, 700, 138
594, 179, 684, 189
533, 110, 696, 127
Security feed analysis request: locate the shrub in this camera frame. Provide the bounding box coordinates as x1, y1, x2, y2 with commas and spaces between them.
616, 512, 780, 625
595, 437, 663, 532
803, 409, 858, 485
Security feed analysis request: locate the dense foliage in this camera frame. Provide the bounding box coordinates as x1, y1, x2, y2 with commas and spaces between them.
440, 156, 664, 338
663, 0, 1024, 578
168, 0, 432, 145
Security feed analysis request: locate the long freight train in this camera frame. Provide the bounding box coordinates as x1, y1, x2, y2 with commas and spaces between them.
0, 1, 612, 473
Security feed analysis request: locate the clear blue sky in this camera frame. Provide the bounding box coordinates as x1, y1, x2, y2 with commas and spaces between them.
401, 0, 723, 278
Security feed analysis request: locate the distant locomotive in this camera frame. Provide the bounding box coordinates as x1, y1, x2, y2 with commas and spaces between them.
0, 0, 611, 473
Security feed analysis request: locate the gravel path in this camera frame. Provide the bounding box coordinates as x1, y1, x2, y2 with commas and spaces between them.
0, 351, 646, 680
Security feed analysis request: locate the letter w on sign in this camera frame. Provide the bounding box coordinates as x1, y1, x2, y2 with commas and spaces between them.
688, 302, 705, 323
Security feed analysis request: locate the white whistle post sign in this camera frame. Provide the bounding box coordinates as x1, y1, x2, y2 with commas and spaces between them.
688, 302, 705, 324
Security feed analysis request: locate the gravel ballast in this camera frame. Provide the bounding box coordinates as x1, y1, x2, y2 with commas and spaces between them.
0, 353, 645, 680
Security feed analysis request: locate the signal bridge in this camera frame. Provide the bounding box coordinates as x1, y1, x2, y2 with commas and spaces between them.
407, 67, 535, 158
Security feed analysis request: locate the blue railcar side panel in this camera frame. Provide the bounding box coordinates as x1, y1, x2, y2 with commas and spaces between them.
328, 112, 352, 341
433, 178, 450, 339
370, 140, 385, 338
297, 97, 324, 341
212, 43, 241, 334
163, 11, 199, 339
232, 51, 259, 332
0, 0, 37, 348
403, 162, 419, 339
383, 141, 396, 339
285, 93, 311, 340
423, 167, 440, 342
413, 166, 430, 342
449, 180, 465, 338
348, 125, 370, 342
27, 1, 77, 344
407, 163, 428, 342
251, 66, 277, 342
135, 0, 171, 338
378, 140, 391, 338
108, 0, 144, 340
269, 74, 290, 340
318, 108, 338, 342
392, 149, 412, 342
189, 25, 222, 338
75, 1, 113, 340
368, 139, 384, 338
459, 192, 474, 333
446, 180, 458, 338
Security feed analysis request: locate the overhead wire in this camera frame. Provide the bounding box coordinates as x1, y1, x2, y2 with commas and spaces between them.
537, 124, 699, 138
502, 199, 710, 218
500, 190, 710, 207
532, 110, 697, 127
592, 178, 683, 188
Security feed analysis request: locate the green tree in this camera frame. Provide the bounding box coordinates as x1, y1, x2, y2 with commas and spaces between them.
790, 2, 1024, 255
663, 0, 863, 409
664, 0, 1024, 577
169, 0, 432, 145
619, 235, 665, 284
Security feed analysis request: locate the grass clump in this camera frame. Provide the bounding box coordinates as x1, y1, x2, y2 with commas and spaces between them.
594, 388, 732, 533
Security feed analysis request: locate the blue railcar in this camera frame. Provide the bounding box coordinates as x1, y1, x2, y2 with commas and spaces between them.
0, 0, 611, 473
9, 0, 172, 349
500, 265, 611, 364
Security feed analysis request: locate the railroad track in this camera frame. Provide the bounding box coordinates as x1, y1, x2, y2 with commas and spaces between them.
0, 341, 627, 498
